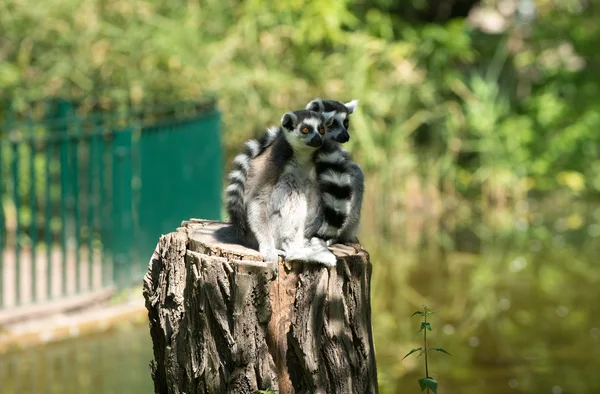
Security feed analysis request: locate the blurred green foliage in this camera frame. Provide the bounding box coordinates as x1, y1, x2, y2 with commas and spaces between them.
1, 0, 599, 215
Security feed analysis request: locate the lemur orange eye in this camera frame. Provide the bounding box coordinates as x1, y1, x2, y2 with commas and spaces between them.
343, 119, 349, 127
302, 127, 309, 134
319, 128, 325, 135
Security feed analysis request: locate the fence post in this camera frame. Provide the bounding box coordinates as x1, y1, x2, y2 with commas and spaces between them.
0, 137, 4, 308
58, 99, 73, 297
111, 128, 134, 289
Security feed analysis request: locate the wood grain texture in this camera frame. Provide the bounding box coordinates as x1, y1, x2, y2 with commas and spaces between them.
143, 219, 378, 394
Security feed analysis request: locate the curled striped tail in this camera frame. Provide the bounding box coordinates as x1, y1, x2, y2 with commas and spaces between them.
225, 126, 281, 239
314, 143, 353, 241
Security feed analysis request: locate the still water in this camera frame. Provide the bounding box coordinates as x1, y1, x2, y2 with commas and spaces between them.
0, 322, 154, 394
1, 202, 599, 394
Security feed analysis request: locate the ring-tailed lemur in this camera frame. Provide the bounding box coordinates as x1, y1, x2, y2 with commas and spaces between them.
304, 98, 364, 245
226, 109, 338, 266
225, 99, 353, 241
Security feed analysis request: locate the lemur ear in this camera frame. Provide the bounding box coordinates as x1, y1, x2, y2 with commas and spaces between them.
280, 112, 298, 130
344, 99, 359, 114
323, 111, 336, 128
305, 98, 325, 112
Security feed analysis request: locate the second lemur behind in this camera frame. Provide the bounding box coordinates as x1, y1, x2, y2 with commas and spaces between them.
304, 98, 364, 245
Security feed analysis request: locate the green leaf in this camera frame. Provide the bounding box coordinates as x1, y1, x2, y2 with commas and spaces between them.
418, 378, 438, 393
418, 322, 432, 332
411, 311, 424, 317
0, 64, 21, 86
429, 347, 451, 356
402, 347, 422, 360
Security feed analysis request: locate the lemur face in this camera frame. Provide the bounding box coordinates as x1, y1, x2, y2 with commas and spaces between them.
305, 99, 359, 144
280, 110, 335, 150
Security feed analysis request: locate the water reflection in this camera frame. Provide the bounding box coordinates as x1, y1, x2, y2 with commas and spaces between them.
0, 202, 599, 393
0, 322, 153, 394
369, 201, 600, 394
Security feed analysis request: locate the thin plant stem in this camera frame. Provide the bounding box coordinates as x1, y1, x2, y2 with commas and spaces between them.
424, 309, 430, 393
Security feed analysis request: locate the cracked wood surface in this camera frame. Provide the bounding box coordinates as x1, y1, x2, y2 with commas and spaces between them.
143, 219, 378, 394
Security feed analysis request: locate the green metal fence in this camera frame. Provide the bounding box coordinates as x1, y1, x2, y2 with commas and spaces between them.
0, 98, 222, 310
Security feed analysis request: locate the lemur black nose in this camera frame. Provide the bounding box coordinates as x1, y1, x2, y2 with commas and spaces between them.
307, 135, 323, 147
336, 131, 350, 143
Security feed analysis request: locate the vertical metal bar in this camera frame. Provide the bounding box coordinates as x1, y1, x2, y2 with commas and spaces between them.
0, 140, 4, 308
72, 127, 81, 294
87, 133, 96, 291
45, 138, 53, 300
0, 107, 10, 310
11, 142, 21, 305
58, 100, 72, 297
99, 129, 108, 288
131, 120, 142, 280
112, 128, 133, 289
29, 129, 38, 302
60, 139, 69, 297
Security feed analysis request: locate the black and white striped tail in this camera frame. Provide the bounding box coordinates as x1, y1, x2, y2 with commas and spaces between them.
314, 143, 353, 240
226, 126, 281, 238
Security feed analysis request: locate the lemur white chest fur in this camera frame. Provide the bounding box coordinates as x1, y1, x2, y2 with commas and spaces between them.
288, 159, 321, 221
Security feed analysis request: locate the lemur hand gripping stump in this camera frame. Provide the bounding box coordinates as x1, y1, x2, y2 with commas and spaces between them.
143, 219, 378, 394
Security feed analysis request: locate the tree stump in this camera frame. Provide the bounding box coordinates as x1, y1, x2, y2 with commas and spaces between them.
143, 219, 378, 394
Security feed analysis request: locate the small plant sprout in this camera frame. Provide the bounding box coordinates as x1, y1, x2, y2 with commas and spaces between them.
402, 305, 451, 394
257, 389, 277, 394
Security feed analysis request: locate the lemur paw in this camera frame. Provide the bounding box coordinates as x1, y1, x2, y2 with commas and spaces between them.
306, 238, 337, 267
260, 249, 280, 263
317, 250, 338, 268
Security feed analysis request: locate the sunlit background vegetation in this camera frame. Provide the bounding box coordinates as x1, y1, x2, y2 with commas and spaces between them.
1, 0, 600, 393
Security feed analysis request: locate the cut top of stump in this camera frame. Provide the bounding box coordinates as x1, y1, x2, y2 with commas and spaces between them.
180, 218, 367, 265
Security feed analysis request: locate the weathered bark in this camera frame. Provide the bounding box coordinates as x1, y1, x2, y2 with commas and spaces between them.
143, 219, 378, 394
